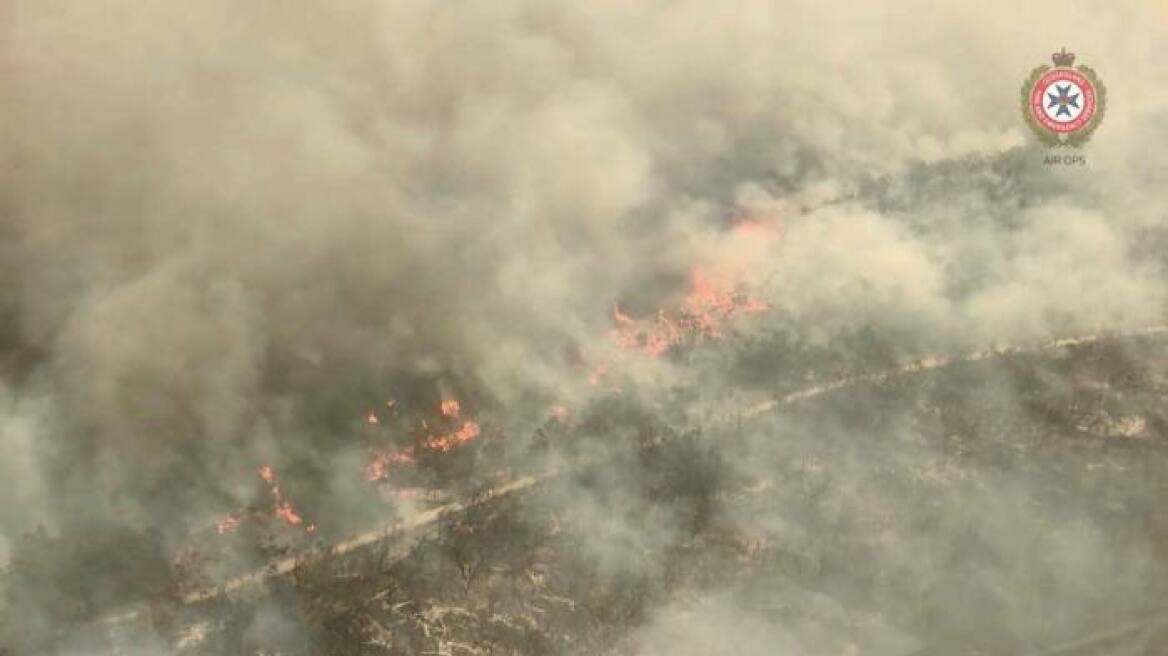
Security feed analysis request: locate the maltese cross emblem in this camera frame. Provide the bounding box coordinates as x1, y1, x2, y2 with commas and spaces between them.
1021, 48, 1106, 147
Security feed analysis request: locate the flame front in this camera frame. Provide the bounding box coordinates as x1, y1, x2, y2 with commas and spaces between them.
366, 398, 483, 482
259, 466, 311, 531
586, 217, 777, 386
439, 399, 460, 418
608, 266, 767, 359
366, 221, 775, 492
216, 466, 314, 535
424, 420, 480, 452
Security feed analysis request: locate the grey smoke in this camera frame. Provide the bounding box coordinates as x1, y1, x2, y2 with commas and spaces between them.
2, 0, 1168, 652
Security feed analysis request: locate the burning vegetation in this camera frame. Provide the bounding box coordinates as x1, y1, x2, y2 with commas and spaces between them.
5, 327, 1168, 655
610, 268, 768, 358
365, 399, 483, 483
3, 198, 1168, 653
4, 3, 1168, 655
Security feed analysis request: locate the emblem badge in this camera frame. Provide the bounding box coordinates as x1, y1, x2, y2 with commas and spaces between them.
1021, 48, 1106, 147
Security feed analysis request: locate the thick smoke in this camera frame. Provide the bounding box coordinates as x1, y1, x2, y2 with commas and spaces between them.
2, 0, 1167, 652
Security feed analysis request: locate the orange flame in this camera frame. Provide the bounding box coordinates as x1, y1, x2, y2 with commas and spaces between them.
365, 448, 416, 481
608, 267, 766, 359
365, 398, 483, 481
258, 466, 311, 531
588, 216, 776, 384
216, 466, 312, 536
274, 500, 303, 527
424, 420, 481, 452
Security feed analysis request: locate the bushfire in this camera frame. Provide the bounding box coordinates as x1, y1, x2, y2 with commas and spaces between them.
226, 218, 776, 533
365, 399, 483, 482
610, 267, 767, 358
216, 466, 314, 535
592, 217, 776, 378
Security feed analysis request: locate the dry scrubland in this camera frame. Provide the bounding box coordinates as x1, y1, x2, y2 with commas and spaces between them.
4, 332, 1168, 655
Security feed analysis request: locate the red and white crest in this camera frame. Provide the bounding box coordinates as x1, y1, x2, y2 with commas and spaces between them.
1021, 48, 1106, 147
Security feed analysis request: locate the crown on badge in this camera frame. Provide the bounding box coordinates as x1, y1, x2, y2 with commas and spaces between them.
1051, 47, 1075, 68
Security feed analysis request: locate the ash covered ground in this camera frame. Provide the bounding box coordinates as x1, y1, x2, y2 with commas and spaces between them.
3, 1, 1168, 655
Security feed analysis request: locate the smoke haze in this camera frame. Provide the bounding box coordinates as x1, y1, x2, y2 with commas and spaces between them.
2, 0, 1167, 653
